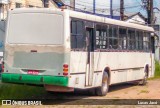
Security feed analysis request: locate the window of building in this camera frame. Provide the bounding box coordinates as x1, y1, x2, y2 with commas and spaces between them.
16, 3, 22, 8
71, 20, 85, 50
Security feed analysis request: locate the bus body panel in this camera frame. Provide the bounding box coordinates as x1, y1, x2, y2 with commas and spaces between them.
2, 9, 72, 88
69, 51, 152, 89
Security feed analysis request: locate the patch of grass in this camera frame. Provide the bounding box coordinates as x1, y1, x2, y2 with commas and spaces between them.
155, 61, 160, 77
149, 61, 160, 80
0, 83, 46, 99
139, 89, 149, 94
148, 76, 160, 80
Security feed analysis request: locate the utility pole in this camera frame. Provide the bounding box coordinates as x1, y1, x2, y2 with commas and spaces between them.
142, 0, 154, 25
144, 0, 155, 53
110, 0, 113, 18
43, 0, 49, 8
147, 0, 154, 53
147, 0, 154, 25
70, 0, 75, 10
93, 0, 96, 14
120, 0, 124, 20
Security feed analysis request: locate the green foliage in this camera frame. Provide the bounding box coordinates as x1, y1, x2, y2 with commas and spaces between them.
155, 61, 160, 77
0, 82, 46, 99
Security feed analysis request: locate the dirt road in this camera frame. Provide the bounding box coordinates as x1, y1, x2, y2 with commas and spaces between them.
32, 79, 160, 107
39, 78, 160, 100
104, 79, 160, 99
3, 79, 160, 107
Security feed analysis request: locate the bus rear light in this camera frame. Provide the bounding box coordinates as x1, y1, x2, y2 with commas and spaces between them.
63, 72, 68, 76
63, 64, 68, 68
63, 64, 69, 76
1, 61, 4, 73
1, 64, 4, 72
63, 69, 68, 72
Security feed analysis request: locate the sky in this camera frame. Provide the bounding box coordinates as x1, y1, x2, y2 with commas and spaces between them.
61, 0, 160, 25
62, 0, 160, 17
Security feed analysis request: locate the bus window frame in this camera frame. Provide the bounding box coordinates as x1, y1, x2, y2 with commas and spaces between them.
70, 17, 153, 53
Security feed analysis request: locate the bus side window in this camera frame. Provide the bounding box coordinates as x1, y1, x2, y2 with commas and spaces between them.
147, 32, 151, 51
95, 24, 108, 50
96, 24, 101, 49
135, 30, 138, 50
119, 27, 127, 50
71, 20, 85, 50
151, 36, 155, 53
128, 29, 136, 50
109, 26, 118, 49
143, 32, 150, 52
138, 31, 144, 51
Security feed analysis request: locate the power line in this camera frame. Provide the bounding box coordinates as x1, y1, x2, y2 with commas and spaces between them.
68, 0, 145, 18
77, 0, 141, 9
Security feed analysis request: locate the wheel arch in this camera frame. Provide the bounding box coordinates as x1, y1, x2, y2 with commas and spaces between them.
103, 66, 111, 85
144, 64, 149, 77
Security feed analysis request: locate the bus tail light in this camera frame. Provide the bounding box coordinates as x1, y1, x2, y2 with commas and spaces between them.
63, 64, 69, 76
1, 62, 4, 73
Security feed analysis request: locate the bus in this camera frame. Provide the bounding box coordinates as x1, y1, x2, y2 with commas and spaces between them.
2, 8, 155, 96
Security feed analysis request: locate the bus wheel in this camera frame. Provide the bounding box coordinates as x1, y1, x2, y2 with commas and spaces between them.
88, 88, 96, 96
139, 72, 148, 85
95, 72, 109, 96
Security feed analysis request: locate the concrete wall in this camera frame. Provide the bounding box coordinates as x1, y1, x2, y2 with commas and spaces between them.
154, 11, 160, 61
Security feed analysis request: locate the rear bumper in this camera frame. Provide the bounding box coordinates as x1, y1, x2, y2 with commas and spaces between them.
2, 73, 68, 86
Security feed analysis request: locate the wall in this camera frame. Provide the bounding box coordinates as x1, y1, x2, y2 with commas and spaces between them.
154, 11, 160, 61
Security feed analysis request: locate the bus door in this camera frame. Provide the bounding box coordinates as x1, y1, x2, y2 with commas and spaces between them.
85, 27, 94, 86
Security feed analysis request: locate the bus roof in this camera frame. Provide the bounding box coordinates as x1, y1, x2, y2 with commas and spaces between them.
68, 11, 154, 32
9, 8, 154, 32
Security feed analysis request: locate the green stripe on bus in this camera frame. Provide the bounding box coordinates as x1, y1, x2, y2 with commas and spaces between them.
2, 73, 68, 86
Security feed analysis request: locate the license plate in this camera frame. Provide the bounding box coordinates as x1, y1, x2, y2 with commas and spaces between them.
28, 70, 39, 75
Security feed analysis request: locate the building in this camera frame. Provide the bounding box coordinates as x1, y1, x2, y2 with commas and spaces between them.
154, 11, 160, 61
125, 12, 147, 25
0, 0, 59, 20
9, 0, 57, 9
0, 0, 9, 20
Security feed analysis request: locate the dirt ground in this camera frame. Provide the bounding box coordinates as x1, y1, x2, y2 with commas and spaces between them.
7, 79, 160, 108
1, 79, 160, 108
35, 79, 160, 107
103, 78, 160, 99
40, 78, 160, 100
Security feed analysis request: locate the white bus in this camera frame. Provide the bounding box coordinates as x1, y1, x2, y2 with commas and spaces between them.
2, 8, 155, 96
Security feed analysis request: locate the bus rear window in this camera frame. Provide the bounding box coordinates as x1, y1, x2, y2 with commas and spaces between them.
7, 13, 64, 45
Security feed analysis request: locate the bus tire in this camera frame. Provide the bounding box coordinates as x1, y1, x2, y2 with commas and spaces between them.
139, 72, 148, 85
95, 72, 109, 96
88, 88, 96, 96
